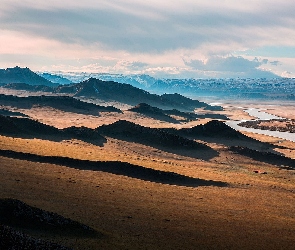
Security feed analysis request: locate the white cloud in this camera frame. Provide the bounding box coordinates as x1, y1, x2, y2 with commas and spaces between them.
182, 56, 278, 78
184, 56, 265, 72
0, 1, 295, 78
2, 1, 294, 52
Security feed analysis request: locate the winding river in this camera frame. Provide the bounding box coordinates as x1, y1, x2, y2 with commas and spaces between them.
226, 108, 295, 142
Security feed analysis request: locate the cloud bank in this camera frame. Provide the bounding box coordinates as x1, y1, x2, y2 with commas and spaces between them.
0, 0, 294, 78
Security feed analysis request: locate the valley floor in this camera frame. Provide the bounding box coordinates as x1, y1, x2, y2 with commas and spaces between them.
0, 90, 295, 249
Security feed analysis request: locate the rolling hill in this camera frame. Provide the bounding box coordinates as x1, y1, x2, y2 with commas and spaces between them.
0, 94, 121, 115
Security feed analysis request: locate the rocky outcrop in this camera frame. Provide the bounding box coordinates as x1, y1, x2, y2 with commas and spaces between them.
238, 119, 295, 133
0, 224, 72, 250
0, 199, 96, 234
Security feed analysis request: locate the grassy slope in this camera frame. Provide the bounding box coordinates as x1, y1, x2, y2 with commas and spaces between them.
0, 133, 295, 249
0, 95, 295, 249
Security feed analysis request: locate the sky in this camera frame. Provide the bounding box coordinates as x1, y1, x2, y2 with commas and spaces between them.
0, 0, 295, 78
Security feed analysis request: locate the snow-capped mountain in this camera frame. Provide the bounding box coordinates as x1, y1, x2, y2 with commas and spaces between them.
40, 71, 295, 100
39, 72, 158, 89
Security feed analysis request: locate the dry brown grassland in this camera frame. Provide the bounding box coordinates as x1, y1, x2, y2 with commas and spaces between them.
0, 89, 295, 249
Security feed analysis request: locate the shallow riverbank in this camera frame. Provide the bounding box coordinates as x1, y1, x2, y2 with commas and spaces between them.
226, 108, 295, 142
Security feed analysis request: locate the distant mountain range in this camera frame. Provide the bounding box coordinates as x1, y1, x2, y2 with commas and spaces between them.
0, 67, 58, 87
38, 72, 73, 85
1, 66, 295, 101
0, 67, 221, 111
39, 70, 295, 100
38, 71, 156, 89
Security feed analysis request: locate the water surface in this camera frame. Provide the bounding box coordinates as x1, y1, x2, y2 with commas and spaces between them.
226, 108, 295, 142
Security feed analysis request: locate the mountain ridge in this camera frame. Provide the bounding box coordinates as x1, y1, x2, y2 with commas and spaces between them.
55, 78, 222, 111
0, 67, 58, 87
38, 71, 295, 101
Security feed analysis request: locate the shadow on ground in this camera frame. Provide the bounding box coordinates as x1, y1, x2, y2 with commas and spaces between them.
0, 149, 228, 188
0, 198, 98, 237
230, 146, 295, 169
0, 224, 72, 250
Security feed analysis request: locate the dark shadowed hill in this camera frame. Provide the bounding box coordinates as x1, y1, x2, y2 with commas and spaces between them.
2, 82, 54, 92
160, 93, 223, 111
128, 103, 227, 123
62, 126, 106, 143
0, 225, 72, 250
0, 94, 121, 115
0, 66, 58, 87
1, 74, 223, 112
174, 120, 282, 153
97, 120, 207, 149
0, 115, 61, 136
0, 198, 98, 250
128, 103, 180, 123
55, 78, 220, 111
129, 103, 167, 115
0, 108, 28, 117
178, 120, 246, 138
97, 120, 218, 160
0, 115, 106, 146
55, 78, 161, 106
0, 198, 97, 236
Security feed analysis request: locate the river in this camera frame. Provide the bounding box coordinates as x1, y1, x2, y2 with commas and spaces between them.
226, 108, 295, 142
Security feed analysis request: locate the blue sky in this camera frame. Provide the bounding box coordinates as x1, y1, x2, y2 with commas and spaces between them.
0, 0, 294, 78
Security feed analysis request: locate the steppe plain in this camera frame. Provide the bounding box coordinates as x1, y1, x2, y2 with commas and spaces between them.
0, 87, 295, 250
